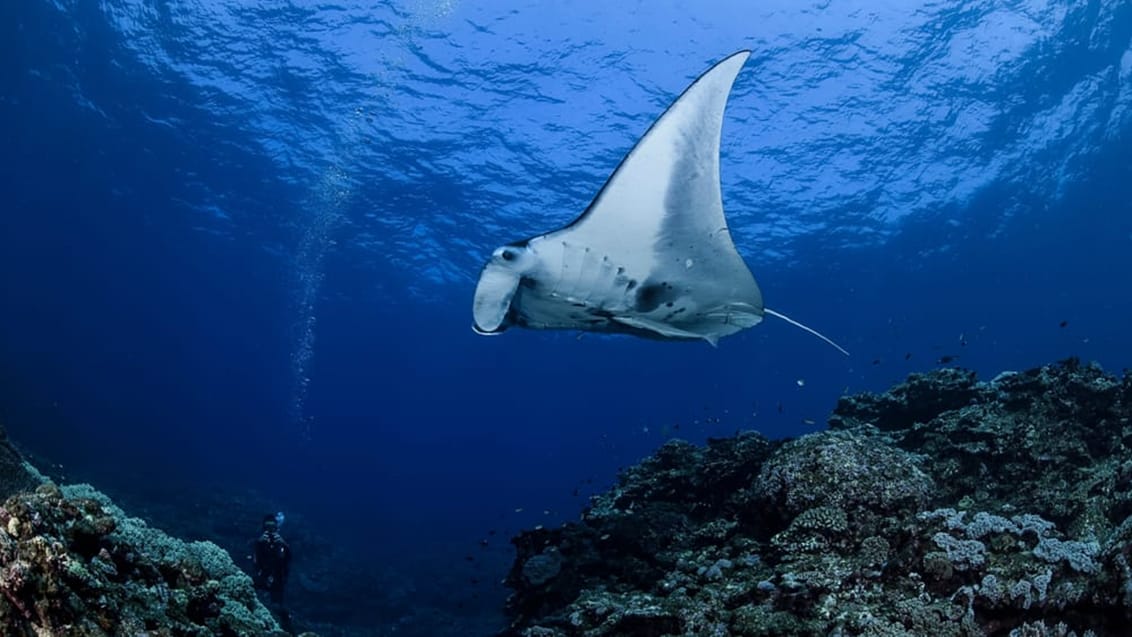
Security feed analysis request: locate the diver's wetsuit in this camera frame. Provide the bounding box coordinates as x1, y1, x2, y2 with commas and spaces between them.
253, 528, 292, 603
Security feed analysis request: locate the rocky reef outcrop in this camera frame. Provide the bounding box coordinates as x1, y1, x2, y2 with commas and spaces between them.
500, 358, 1132, 637
0, 422, 316, 637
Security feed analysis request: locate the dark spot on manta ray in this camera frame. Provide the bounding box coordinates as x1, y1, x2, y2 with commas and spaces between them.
1060, 320, 1069, 328
626, 279, 638, 290
636, 283, 666, 312
520, 277, 538, 289
665, 301, 674, 308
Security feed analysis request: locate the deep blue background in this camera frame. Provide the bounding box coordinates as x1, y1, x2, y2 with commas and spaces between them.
2, 1, 1131, 634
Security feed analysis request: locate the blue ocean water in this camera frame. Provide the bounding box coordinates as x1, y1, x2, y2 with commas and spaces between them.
1, 0, 1130, 634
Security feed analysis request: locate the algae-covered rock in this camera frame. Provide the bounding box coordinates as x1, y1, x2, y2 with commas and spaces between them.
500, 359, 1132, 637
755, 428, 934, 537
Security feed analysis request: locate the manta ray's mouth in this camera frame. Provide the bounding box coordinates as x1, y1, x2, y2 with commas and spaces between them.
472, 323, 507, 336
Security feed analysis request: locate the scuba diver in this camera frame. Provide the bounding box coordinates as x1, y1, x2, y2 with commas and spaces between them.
253, 512, 292, 605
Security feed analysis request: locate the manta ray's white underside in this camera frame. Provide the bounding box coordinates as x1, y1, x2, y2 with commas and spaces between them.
471, 51, 848, 354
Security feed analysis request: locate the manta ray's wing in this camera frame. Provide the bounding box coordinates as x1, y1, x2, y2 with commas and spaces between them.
543, 50, 763, 340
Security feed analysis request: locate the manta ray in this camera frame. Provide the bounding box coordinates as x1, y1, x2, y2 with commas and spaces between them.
471, 50, 848, 354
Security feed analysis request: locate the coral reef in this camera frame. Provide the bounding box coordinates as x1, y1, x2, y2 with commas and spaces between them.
0, 422, 317, 636
500, 358, 1132, 637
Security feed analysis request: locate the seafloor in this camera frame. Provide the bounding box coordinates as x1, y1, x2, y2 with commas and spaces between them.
1, 358, 1130, 636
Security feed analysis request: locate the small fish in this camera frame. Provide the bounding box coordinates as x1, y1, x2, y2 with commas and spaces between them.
871, 358, 881, 365
1059, 320, 1069, 328
796, 379, 805, 387
802, 419, 816, 425
937, 355, 957, 365
777, 402, 784, 413
904, 352, 912, 360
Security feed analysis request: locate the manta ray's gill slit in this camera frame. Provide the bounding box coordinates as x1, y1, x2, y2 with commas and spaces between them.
549, 240, 569, 296
571, 245, 591, 302
576, 246, 608, 304
554, 240, 597, 303
598, 256, 619, 308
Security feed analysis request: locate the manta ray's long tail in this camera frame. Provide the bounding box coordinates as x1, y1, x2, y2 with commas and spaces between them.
764, 308, 850, 356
